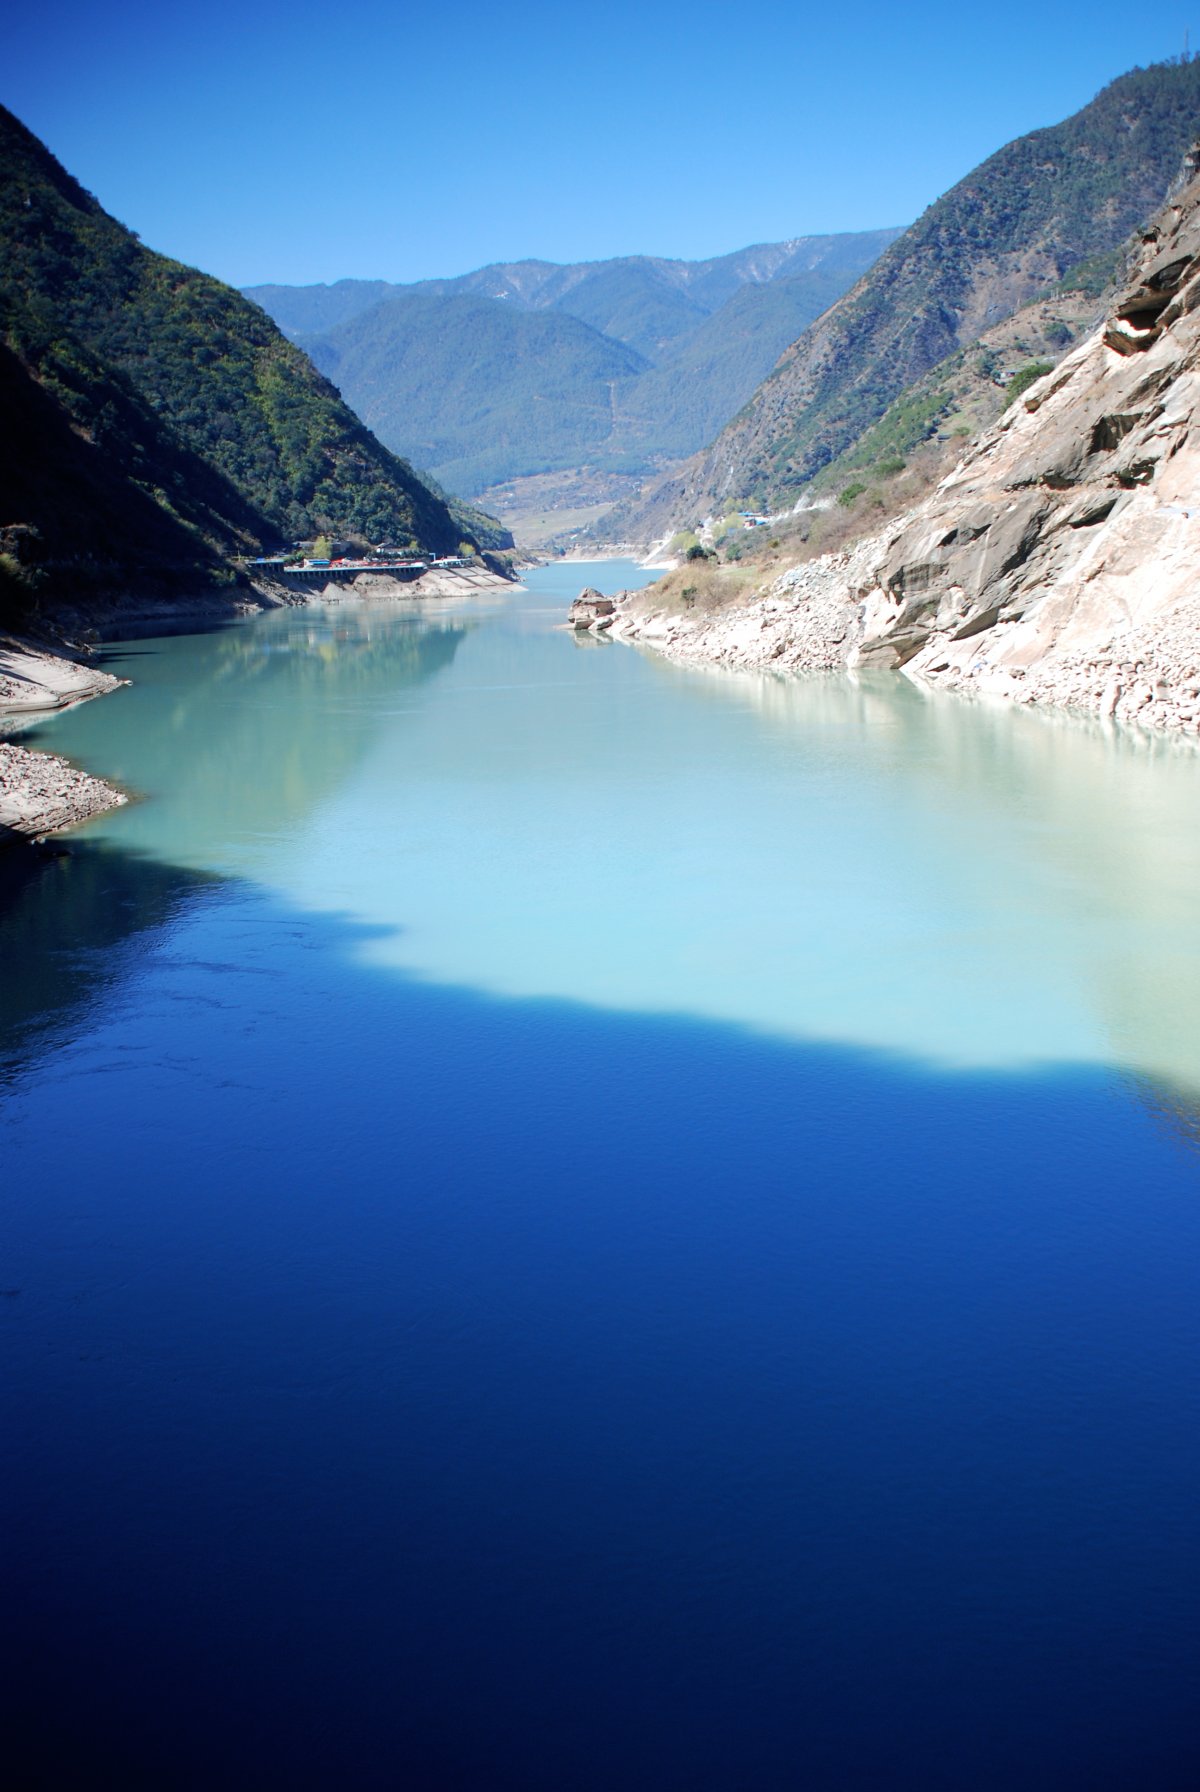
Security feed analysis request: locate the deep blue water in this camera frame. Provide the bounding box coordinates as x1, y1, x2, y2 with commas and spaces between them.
2, 565, 1199, 1788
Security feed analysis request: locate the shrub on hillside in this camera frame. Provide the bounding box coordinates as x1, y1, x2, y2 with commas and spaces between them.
1004, 362, 1053, 406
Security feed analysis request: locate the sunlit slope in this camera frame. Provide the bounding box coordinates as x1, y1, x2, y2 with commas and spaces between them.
616, 58, 1200, 537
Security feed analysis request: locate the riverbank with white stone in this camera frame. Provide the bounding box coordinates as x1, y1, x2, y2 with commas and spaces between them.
0, 739, 126, 842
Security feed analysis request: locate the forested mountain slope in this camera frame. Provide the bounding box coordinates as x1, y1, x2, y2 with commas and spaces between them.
0, 104, 506, 618
611, 59, 1200, 541
304, 294, 651, 497
246, 232, 900, 496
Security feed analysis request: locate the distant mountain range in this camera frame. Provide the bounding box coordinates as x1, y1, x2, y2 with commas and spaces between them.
244, 233, 901, 497
0, 104, 507, 622
611, 58, 1200, 542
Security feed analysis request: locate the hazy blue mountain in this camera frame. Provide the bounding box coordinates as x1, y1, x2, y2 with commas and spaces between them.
242, 278, 399, 339
246, 230, 901, 494
246, 234, 900, 347
618, 268, 866, 458
305, 293, 650, 495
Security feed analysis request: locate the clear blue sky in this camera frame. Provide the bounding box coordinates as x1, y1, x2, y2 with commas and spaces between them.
4, 0, 1195, 286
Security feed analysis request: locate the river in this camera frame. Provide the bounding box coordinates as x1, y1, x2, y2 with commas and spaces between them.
2, 561, 1198, 1788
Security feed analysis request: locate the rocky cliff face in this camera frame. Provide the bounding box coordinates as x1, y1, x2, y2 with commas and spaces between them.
607, 61, 1200, 546
611, 156, 1200, 737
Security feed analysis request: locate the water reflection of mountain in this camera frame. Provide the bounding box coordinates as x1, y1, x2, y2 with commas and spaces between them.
23, 607, 470, 873
0, 844, 221, 1082
1, 608, 469, 1075
647, 655, 1200, 1096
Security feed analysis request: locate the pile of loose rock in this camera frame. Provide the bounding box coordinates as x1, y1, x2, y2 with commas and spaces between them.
0, 741, 126, 837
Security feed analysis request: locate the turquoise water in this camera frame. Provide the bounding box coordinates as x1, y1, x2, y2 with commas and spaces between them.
19, 561, 1200, 1087
2, 562, 1199, 1788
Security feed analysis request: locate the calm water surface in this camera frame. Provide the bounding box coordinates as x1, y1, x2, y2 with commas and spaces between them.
2, 562, 1198, 1788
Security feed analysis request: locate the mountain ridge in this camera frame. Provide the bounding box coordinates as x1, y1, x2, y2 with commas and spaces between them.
245, 231, 901, 500
606, 59, 1200, 544
605, 142, 1200, 738
0, 102, 508, 622
245, 233, 901, 347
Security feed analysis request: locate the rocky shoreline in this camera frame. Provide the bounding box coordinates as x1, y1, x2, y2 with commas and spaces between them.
602, 163, 1200, 742
304, 563, 515, 602
0, 633, 125, 718
602, 539, 1200, 739
0, 739, 126, 842
0, 637, 129, 839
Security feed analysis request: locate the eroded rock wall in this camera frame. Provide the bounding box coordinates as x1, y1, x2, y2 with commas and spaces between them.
612, 159, 1200, 736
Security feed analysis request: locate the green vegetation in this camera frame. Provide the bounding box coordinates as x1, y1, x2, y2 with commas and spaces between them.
0, 102, 508, 615
1052, 247, 1125, 300
668, 530, 701, 556
818, 380, 954, 489
838, 482, 867, 508
253, 234, 900, 498
303, 292, 649, 497
1004, 361, 1054, 405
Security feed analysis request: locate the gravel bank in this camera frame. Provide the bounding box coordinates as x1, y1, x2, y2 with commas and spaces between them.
0, 739, 126, 838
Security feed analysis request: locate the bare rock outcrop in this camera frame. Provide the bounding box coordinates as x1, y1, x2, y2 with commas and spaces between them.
612, 157, 1200, 736
569, 588, 617, 632
0, 635, 123, 720
0, 740, 125, 837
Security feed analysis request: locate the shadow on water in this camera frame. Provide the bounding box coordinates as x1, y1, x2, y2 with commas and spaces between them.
1, 825, 1199, 1791
93, 614, 247, 645
3, 590, 1199, 1786
0, 840, 222, 1084
0, 604, 471, 1082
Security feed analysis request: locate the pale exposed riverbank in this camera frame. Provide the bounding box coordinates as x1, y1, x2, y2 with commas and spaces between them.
250, 562, 516, 605
0, 740, 126, 840
0, 634, 130, 835
0, 636, 128, 837
601, 168, 1200, 739
0, 633, 124, 717
595, 528, 1200, 740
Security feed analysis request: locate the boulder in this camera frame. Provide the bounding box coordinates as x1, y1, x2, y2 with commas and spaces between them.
568, 587, 617, 630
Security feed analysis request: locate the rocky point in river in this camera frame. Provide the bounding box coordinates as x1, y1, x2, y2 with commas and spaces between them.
0, 740, 125, 840
609, 151, 1200, 737
569, 588, 616, 632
